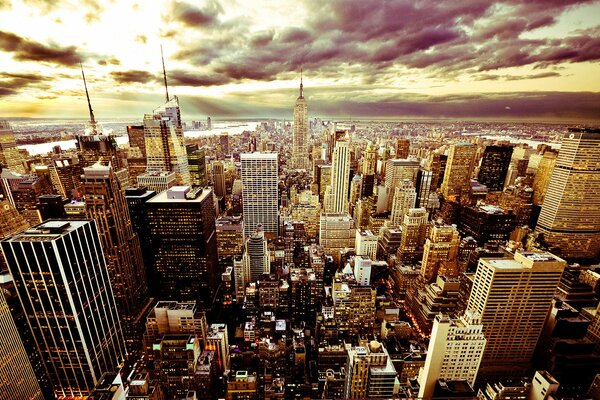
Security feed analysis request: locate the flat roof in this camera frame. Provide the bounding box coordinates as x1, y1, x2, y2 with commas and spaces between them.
147, 187, 212, 203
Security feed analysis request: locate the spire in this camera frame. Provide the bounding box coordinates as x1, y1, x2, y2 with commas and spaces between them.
299, 67, 303, 98
80, 63, 97, 135
161, 44, 170, 103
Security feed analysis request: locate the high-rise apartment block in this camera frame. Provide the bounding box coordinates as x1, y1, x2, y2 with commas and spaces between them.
535, 128, 600, 259
1, 221, 126, 397
241, 152, 279, 237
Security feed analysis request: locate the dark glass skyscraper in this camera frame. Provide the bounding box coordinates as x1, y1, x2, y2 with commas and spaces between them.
146, 186, 219, 304
477, 145, 513, 192
1, 220, 126, 397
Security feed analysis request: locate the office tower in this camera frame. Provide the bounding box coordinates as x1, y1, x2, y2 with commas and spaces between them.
319, 213, 355, 262
385, 158, 420, 189
243, 227, 270, 283
143, 301, 207, 359
418, 311, 486, 399
146, 186, 218, 303
390, 179, 417, 226
219, 133, 229, 155
291, 189, 321, 237
421, 223, 460, 281
459, 203, 516, 246
355, 229, 377, 260
428, 153, 448, 192
344, 341, 397, 399
441, 143, 477, 200
535, 128, 600, 259
1, 221, 126, 397
124, 187, 157, 293
292, 73, 310, 171
395, 138, 410, 159
77, 134, 125, 171
477, 146, 513, 192
329, 139, 351, 213
415, 169, 433, 209
411, 275, 461, 334
81, 165, 149, 343
143, 96, 191, 185
0, 120, 24, 174
206, 323, 230, 372
233, 258, 245, 302
48, 156, 83, 200
186, 144, 207, 187
349, 174, 362, 214
137, 170, 177, 193
126, 124, 147, 182
532, 151, 557, 205
12, 173, 55, 225
211, 160, 226, 198
362, 142, 377, 175
216, 216, 244, 267
467, 252, 566, 379
241, 152, 279, 237
397, 207, 429, 263
317, 164, 331, 203
360, 173, 375, 199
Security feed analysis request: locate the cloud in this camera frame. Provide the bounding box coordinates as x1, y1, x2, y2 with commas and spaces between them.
167, 0, 222, 27
0, 71, 52, 97
109, 70, 156, 84
0, 30, 81, 66
169, 70, 231, 86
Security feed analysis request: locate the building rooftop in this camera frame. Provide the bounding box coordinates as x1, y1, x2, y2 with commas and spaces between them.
148, 186, 212, 203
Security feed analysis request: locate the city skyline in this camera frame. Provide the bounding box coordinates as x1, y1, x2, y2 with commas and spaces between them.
0, 0, 599, 121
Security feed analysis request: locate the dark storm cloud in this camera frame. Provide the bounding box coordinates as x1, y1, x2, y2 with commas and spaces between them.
170, 0, 599, 86
169, 70, 231, 86
168, 0, 222, 27
0, 30, 81, 66
0, 71, 52, 97
110, 70, 156, 84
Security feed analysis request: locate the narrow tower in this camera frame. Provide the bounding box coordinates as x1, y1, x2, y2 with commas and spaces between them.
80, 63, 97, 134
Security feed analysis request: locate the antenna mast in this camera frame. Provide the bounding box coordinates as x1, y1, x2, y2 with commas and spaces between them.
80, 63, 97, 135
161, 45, 170, 102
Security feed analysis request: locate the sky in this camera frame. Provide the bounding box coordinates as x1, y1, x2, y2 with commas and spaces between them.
0, 0, 599, 121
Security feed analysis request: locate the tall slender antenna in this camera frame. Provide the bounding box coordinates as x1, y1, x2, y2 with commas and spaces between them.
300, 67, 303, 98
161, 44, 169, 102
80, 63, 97, 135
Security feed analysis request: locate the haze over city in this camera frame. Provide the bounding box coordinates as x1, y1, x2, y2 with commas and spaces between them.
1, 0, 600, 121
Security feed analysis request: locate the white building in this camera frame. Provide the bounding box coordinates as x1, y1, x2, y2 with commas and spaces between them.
418, 311, 486, 399
241, 152, 279, 237
329, 139, 350, 213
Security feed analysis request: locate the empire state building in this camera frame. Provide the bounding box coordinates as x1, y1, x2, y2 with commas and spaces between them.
291, 72, 310, 171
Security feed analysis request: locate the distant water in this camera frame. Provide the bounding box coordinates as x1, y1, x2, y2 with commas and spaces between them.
480, 135, 561, 149
19, 122, 260, 156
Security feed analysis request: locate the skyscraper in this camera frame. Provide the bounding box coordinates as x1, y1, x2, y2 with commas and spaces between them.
389, 179, 417, 227
146, 186, 219, 304
1, 220, 126, 397
535, 128, 600, 259
421, 223, 460, 281
477, 145, 513, 192
417, 311, 486, 399
441, 143, 477, 200
467, 251, 566, 379
291, 72, 310, 171
395, 138, 410, 159
243, 227, 270, 283
144, 96, 191, 186
0, 120, 24, 174
126, 124, 147, 183
241, 152, 279, 237
81, 164, 149, 344
397, 207, 429, 263
186, 144, 207, 187
329, 138, 350, 213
